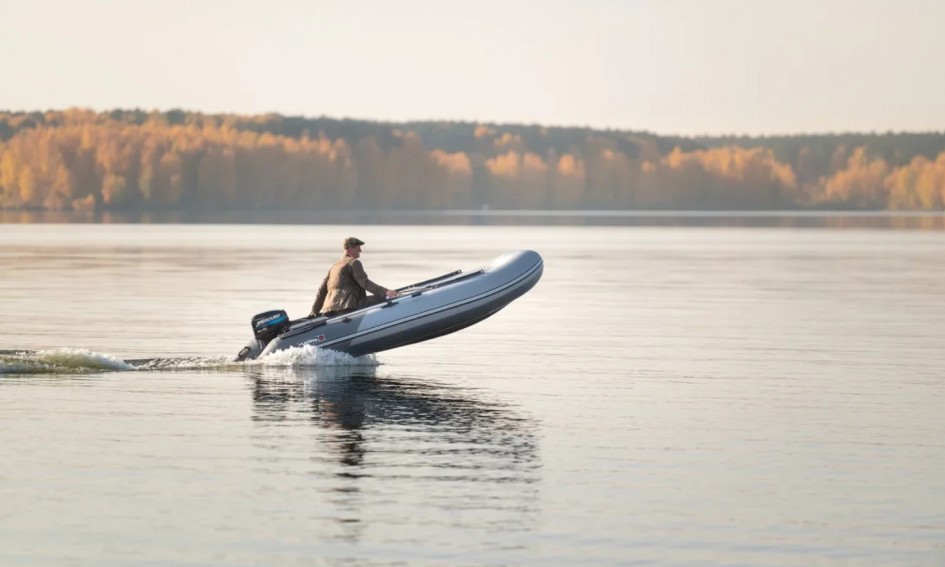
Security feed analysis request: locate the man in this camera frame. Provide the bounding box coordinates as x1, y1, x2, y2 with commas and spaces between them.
309, 237, 399, 317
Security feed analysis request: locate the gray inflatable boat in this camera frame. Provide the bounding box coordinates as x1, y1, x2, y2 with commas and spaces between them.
235, 250, 543, 361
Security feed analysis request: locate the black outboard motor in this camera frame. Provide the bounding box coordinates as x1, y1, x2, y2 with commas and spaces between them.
252, 309, 290, 344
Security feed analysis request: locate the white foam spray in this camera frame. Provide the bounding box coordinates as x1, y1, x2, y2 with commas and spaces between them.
0, 348, 133, 374
0, 345, 378, 375
251, 344, 379, 368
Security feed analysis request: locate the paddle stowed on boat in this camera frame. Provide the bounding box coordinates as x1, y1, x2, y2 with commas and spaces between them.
234, 250, 543, 361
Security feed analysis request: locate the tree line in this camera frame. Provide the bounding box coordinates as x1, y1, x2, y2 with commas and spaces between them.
1, 108, 943, 212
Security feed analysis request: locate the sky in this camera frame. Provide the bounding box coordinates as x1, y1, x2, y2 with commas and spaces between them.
2, 0, 944, 136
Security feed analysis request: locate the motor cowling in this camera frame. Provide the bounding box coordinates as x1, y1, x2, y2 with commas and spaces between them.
251, 310, 290, 343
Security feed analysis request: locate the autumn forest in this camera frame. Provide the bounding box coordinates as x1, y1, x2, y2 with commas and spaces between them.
2, 109, 944, 212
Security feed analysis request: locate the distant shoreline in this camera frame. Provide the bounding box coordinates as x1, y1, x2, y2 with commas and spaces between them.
3, 209, 944, 229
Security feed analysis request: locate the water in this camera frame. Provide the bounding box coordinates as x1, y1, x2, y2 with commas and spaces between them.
2, 223, 944, 566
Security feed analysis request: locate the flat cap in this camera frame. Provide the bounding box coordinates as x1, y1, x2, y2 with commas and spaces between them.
343, 237, 365, 248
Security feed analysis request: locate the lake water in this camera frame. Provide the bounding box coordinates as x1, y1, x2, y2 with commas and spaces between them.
2, 222, 944, 566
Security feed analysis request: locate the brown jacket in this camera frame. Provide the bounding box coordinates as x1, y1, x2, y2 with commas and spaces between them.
310, 254, 390, 316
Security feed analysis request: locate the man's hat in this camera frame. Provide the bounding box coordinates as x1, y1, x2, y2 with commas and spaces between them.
343, 237, 365, 248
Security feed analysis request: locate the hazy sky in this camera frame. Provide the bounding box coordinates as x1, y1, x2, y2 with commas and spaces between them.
3, 0, 943, 136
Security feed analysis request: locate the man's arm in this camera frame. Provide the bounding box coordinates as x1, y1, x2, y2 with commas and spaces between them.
309, 274, 329, 316
350, 259, 389, 297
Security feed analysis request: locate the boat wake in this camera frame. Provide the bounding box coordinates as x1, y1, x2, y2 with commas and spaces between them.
0, 346, 378, 376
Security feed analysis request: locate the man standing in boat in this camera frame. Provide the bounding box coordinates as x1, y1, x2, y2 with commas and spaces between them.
309, 237, 399, 317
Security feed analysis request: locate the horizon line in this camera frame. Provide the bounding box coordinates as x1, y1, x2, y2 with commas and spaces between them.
3, 106, 944, 140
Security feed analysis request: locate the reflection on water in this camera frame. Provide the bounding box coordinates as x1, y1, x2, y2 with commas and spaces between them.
248, 366, 539, 479
244, 366, 541, 544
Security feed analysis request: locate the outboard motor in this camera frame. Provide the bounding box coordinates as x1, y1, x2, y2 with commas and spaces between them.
252, 309, 290, 343
235, 309, 291, 362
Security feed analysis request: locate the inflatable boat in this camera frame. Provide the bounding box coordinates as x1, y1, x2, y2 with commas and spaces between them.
235, 250, 543, 361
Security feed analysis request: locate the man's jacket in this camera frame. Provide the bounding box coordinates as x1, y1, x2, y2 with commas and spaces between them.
310, 254, 389, 315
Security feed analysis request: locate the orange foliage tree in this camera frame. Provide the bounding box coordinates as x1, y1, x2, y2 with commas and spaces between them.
1, 109, 943, 212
